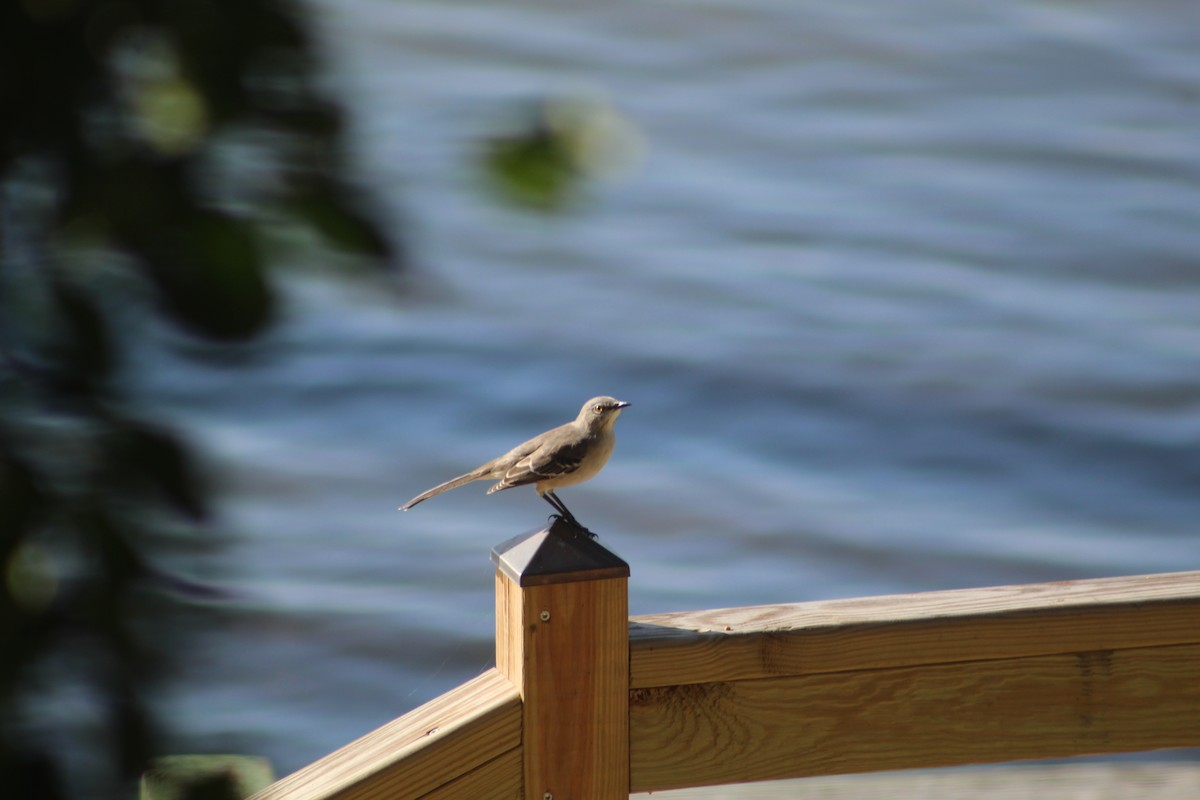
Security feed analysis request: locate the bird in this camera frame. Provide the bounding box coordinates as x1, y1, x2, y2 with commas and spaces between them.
399, 396, 630, 531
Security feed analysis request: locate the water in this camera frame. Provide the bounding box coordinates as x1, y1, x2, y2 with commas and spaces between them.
144, 0, 1200, 775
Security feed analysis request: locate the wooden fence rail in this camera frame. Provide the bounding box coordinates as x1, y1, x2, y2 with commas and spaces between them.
249, 521, 1200, 800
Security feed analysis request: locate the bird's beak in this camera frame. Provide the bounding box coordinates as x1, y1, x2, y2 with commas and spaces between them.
614, 400, 631, 409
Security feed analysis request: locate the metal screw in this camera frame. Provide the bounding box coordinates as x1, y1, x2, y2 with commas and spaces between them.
543, 793, 552, 800
539, 610, 551, 622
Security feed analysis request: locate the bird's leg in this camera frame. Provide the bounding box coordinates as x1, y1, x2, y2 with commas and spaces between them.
541, 492, 571, 522
542, 492, 595, 538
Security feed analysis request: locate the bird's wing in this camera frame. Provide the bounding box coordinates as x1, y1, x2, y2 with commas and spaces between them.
488, 432, 589, 492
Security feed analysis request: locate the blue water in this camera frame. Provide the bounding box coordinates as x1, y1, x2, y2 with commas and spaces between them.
144, 0, 1200, 776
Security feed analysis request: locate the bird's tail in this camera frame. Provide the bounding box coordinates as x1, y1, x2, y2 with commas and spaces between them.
399, 468, 487, 511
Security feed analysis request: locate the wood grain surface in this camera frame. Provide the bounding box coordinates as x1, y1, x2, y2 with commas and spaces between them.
248, 669, 520, 800
630, 571, 1200, 687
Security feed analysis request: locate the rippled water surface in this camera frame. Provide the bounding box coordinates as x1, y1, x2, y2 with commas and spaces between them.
145, 0, 1200, 773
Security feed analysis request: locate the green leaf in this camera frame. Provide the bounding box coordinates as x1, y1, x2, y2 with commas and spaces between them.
290, 183, 396, 260
113, 422, 208, 521
140, 212, 274, 341
51, 280, 114, 389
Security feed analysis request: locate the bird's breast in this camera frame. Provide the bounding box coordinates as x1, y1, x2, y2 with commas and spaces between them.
539, 433, 614, 489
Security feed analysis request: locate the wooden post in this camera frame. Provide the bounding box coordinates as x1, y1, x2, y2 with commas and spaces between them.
492, 518, 630, 800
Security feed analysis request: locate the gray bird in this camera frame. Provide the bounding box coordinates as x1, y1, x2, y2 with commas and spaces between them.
400, 396, 630, 530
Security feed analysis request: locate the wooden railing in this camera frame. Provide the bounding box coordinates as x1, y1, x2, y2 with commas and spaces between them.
248, 520, 1200, 799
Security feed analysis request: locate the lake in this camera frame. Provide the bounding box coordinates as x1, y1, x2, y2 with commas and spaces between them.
142, 0, 1200, 777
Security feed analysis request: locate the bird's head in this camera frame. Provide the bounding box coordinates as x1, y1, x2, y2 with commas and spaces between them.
578, 396, 630, 431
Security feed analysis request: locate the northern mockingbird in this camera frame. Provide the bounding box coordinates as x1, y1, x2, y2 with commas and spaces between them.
400, 396, 630, 530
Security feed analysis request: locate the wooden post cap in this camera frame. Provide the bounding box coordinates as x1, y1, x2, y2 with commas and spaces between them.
490, 517, 630, 587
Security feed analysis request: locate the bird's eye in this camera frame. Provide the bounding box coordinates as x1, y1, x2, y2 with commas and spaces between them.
594, 404, 604, 413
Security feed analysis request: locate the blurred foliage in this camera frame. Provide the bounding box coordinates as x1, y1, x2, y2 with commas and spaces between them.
140, 754, 275, 800
0, 0, 396, 797
480, 94, 643, 212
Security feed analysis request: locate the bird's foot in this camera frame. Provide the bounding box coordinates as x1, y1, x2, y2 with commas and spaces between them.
547, 514, 598, 540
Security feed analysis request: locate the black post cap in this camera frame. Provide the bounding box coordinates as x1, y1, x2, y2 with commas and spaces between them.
490, 517, 630, 587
